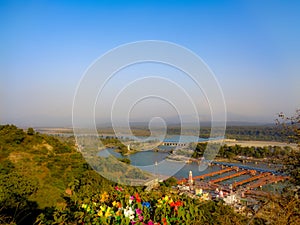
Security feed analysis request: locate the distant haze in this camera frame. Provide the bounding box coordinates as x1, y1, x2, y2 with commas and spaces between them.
1, 1, 299, 128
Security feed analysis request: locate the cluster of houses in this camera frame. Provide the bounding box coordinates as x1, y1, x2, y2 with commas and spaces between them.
173, 170, 262, 214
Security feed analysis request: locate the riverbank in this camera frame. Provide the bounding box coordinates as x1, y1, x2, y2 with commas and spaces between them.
166, 153, 281, 166
222, 140, 298, 150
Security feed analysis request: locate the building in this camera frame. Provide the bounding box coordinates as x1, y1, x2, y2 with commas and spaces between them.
188, 170, 193, 185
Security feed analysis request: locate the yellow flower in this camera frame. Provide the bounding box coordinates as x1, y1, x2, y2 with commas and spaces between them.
100, 192, 109, 202
157, 196, 173, 208
116, 210, 122, 216
105, 207, 112, 217
157, 199, 162, 206
163, 195, 173, 204
112, 201, 122, 208
100, 205, 106, 212
97, 210, 103, 217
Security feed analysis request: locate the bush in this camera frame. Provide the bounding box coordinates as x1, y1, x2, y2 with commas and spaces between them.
118, 157, 131, 164
36, 184, 246, 225
27, 127, 35, 135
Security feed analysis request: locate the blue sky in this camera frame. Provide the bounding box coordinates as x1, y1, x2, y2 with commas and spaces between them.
1, 0, 299, 127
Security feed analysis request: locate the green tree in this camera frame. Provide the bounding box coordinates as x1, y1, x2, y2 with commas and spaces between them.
192, 142, 207, 158
0, 125, 26, 144
162, 177, 178, 187
0, 172, 39, 224
27, 127, 35, 135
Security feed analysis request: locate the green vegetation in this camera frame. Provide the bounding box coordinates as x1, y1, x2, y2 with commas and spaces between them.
160, 177, 178, 188
191, 142, 293, 160
218, 144, 292, 160
1, 122, 300, 224
276, 110, 300, 185
27, 127, 35, 136
0, 125, 111, 224
0, 124, 247, 224
167, 125, 295, 142
223, 126, 292, 142
100, 137, 130, 155
99, 121, 296, 143
118, 157, 131, 164
36, 187, 247, 225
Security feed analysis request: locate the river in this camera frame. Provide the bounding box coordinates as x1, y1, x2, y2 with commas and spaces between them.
98, 148, 281, 182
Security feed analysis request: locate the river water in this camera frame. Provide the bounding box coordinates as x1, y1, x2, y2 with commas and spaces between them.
98, 148, 280, 182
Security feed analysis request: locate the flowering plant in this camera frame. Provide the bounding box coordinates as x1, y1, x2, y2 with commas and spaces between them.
39, 184, 243, 225
78, 188, 188, 224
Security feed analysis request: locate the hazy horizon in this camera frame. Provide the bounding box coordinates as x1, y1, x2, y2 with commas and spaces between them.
1, 1, 299, 128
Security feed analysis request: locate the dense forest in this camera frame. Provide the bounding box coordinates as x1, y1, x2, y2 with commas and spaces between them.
224, 125, 295, 142
1, 124, 299, 224
191, 142, 293, 160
